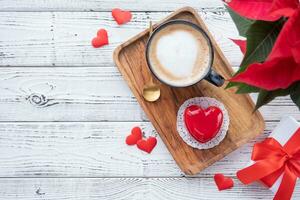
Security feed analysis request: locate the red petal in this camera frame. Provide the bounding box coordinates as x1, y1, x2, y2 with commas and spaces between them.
230, 39, 247, 54
225, 0, 280, 21
292, 41, 300, 64
230, 57, 300, 90
270, 0, 299, 17
268, 8, 300, 60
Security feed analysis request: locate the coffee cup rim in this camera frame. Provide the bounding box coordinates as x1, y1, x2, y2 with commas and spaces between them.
145, 19, 214, 88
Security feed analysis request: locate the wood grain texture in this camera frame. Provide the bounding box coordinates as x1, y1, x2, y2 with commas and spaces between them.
115, 7, 265, 175
1, 177, 300, 200
0, 11, 244, 67
0, 0, 225, 11
0, 177, 282, 200
0, 121, 281, 177
0, 67, 298, 122
0, 1, 299, 199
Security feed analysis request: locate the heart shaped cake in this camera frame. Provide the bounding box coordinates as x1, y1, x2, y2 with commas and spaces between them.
184, 105, 223, 143
177, 97, 229, 149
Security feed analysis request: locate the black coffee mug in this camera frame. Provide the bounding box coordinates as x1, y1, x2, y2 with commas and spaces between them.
145, 20, 224, 87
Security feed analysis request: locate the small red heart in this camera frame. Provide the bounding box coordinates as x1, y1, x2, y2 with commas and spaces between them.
112, 8, 132, 25
214, 173, 234, 191
91, 29, 109, 48
136, 137, 157, 154
184, 105, 223, 143
126, 127, 142, 145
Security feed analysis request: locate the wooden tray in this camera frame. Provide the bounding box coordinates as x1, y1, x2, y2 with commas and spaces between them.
113, 7, 265, 175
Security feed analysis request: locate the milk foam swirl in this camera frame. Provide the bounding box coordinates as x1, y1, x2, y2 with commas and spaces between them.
148, 23, 211, 87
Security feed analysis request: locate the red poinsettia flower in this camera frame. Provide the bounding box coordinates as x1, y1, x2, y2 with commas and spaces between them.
231, 57, 300, 90
228, 0, 300, 90
225, 0, 299, 21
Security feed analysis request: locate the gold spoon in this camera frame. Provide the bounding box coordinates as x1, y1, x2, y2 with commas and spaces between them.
142, 76, 161, 102
142, 21, 161, 102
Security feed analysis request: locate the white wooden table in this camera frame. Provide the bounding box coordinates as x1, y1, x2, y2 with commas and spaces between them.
0, 1, 299, 199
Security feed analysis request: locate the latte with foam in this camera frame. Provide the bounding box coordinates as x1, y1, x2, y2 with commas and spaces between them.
147, 22, 211, 87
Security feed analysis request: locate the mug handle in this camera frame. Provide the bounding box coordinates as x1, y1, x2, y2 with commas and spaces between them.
205, 69, 225, 87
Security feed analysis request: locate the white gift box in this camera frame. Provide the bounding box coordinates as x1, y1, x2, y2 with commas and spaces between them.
268, 116, 299, 193
248, 116, 300, 193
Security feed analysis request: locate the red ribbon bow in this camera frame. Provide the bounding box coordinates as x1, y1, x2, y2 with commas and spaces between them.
237, 128, 300, 200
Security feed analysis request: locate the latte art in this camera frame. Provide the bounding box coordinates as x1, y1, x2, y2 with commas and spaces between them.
148, 23, 211, 87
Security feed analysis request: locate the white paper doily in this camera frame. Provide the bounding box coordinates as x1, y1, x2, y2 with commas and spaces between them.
177, 97, 230, 149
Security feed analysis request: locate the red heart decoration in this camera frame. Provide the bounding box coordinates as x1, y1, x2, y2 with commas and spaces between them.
214, 173, 234, 191
184, 105, 223, 143
126, 127, 142, 145
91, 29, 109, 48
137, 137, 157, 154
112, 8, 132, 25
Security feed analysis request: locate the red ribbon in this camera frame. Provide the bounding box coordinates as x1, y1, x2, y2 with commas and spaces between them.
237, 128, 300, 200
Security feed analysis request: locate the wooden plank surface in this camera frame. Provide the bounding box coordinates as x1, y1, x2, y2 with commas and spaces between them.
0, 11, 243, 67
2, 177, 297, 200
0, 0, 225, 11
0, 121, 289, 177
0, 1, 299, 199
0, 67, 298, 122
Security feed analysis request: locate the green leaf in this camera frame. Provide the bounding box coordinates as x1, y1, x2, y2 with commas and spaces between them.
226, 6, 254, 37
290, 82, 300, 109
255, 90, 276, 110
255, 89, 289, 110
255, 82, 299, 110
236, 84, 260, 94
227, 19, 284, 90
239, 19, 284, 74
